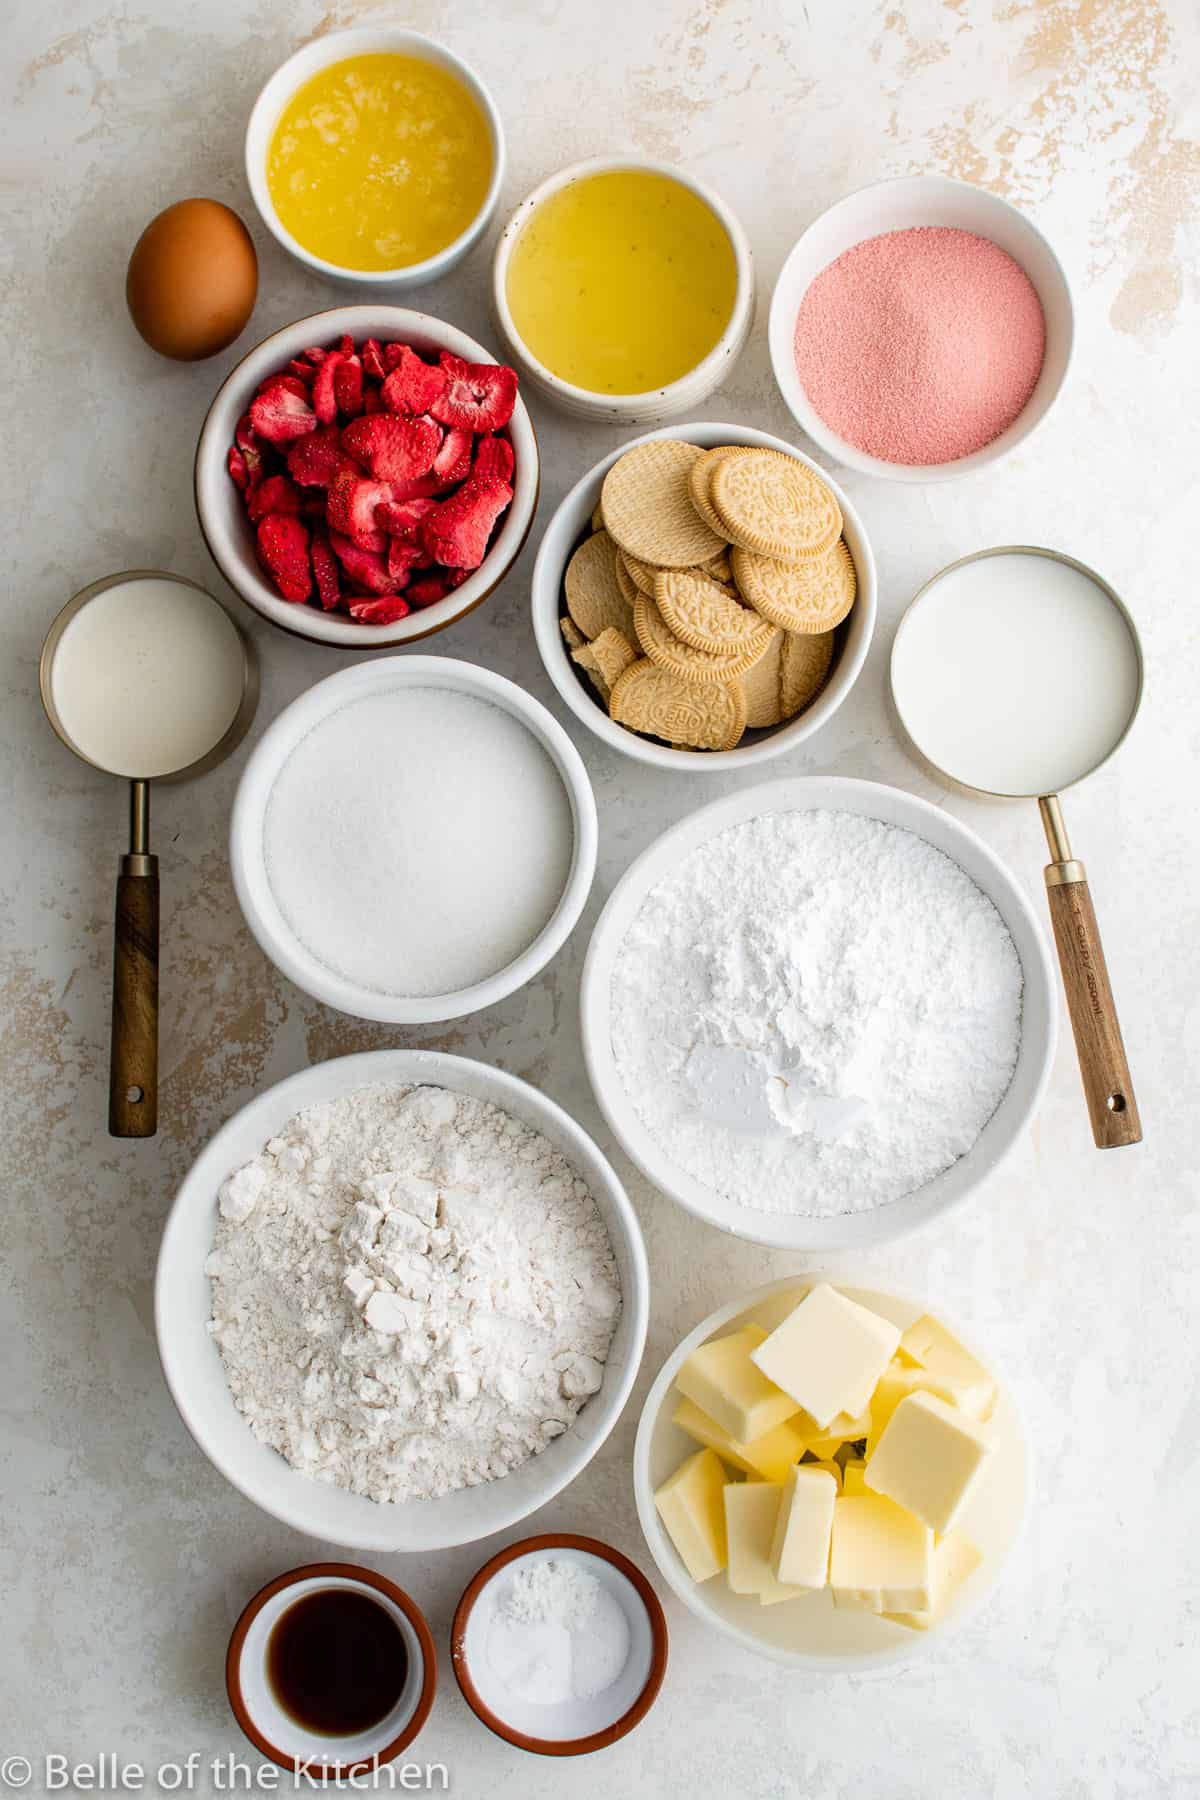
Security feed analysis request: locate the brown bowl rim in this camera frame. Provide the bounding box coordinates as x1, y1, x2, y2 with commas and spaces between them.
451, 1532, 668, 1757
192, 304, 540, 651
225, 1561, 437, 1776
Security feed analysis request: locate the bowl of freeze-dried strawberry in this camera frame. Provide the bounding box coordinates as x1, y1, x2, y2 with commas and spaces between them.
195, 306, 538, 645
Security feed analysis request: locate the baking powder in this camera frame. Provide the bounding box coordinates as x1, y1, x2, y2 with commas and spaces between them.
207, 1083, 621, 1504
264, 687, 574, 997
610, 810, 1023, 1216
484, 1558, 631, 1705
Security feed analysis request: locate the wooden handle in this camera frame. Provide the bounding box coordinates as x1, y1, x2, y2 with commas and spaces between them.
109, 859, 159, 1138
1044, 874, 1141, 1148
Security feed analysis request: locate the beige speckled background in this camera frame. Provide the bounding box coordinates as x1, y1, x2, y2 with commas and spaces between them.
2, 0, 1198, 1793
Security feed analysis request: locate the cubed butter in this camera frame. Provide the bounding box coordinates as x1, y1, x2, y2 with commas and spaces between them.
750, 1284, 900, 1428
829, 1494, 933, 1612
672, 1396, 809, 1483
654, 1447, 728, 1582
724, 1481, 805, 1605
899, 1315, 997, 1420
866, 1357, 959, 1453
865, 1391, 993, 1534
804, 1457, 843, 1489
770, 1466, 837, 1587
841, 1459, 868, 1495
806, 1402, 872, 1459
885, 1531, 984, 1630
677, 1323, 800, 1444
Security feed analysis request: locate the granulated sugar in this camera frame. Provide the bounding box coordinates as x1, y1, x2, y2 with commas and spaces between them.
264, 687, 574, 997
609, 810, 1023, 1217
793, 226, 1045, 464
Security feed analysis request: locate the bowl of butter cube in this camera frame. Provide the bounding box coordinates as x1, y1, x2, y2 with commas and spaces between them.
632, 1278, 1029, 1668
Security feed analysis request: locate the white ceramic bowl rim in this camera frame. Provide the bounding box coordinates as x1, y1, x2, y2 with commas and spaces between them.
580, 774, 1056, 1249
193, 304, 539, 649
492, 156, 753, 406
229, 655, 597, 1024
767, 172, 1075, 483
155, 1048, 650, 1552
530, 422, 876, 770
244, 26, 506, 284
632, 1273, 1031, 1672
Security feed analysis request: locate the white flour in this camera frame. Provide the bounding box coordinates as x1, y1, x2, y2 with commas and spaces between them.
610, 809, 1023, 1216
207, 1083, 622, 1504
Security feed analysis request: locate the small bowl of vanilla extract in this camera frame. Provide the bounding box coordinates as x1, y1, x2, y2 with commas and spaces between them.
226, 1563, 436, 1777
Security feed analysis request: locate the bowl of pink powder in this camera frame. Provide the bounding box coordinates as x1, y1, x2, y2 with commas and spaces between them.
768, 176, 1073, 482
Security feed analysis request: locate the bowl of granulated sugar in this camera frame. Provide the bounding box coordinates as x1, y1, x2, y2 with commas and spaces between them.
768, 175, 1073, 483
230, 656, 597, 1022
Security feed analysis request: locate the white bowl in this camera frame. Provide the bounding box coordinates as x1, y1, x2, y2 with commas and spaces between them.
581, 775, 1056, 1249
492, 158, 754, 425
194, 305, 539, 649
244, 27, 504, 288
634, 1276, 1029, 1670
230, 655, 597, 1024
156, 1049, 649, 1552
531, 423, 876, 771
768, 175, 1074, 482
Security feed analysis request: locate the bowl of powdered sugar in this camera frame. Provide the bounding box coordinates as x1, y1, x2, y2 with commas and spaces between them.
155, 1049, 648, 1550
582, 777, 1055, 1251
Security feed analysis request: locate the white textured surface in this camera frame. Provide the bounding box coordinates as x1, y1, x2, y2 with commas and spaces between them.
2, 0, 1198, 1794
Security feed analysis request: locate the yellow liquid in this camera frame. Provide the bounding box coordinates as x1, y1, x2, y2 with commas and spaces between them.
505, 170, 739, 394
267, 53, 493, 272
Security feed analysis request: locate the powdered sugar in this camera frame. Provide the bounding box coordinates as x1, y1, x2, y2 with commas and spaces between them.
610, 810, 1023, 1216
206, 1083, 621, 1504
793, 226, 1046, 465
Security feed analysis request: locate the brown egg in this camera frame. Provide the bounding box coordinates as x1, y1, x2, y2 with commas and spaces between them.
126, 198, 258, 361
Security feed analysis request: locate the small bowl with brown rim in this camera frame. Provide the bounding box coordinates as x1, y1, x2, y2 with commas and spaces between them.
451, 1533, 667, 1756
226, 1562, 436, 1778
195, 304, 538, 649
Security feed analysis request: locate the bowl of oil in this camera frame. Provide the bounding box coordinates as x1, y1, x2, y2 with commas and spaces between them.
245, 27, 504, 288
492, 156, 754, 424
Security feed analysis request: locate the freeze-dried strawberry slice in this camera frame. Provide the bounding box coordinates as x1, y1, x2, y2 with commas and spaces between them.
376, 497, 437, 541
341, 414, 440, 483
429, 355, 518, 432
326, 472, 393, 552
257, 514, 311, 602
228, 445, 250, 491
334, 355, 364, 418
431, 423, 473, 489
288, 357, 316, 385
363, 386, 383, 415
310, 530, 341, 611
257, 371, 309, 400
234, 414, 264, 487
406, 576, 450, 608
328, 532, 402, 594
348, 595, 412, 625
311, 352, 344, 424
420, 476, 513, 570
472, 434, 515, 485
380, 346, 447, 416
247, 473, 303, 523
386, 538, 425, 586
286, 425, 358, 488
250, 378, 317, 445
361, 338, 387, 383
300, 346, 328, 366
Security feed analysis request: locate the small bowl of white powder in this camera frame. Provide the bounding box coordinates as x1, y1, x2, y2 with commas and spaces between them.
230, 655, 596, 1022
452, 1535, 668, 1754
582, 775, 1056, 1251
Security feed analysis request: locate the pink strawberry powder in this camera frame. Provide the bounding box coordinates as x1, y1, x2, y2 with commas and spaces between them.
793, 227, 1046, 465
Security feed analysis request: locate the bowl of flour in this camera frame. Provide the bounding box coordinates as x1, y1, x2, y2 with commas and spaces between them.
582, 777, 1055, 1250
155, 1049, 648, 1550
